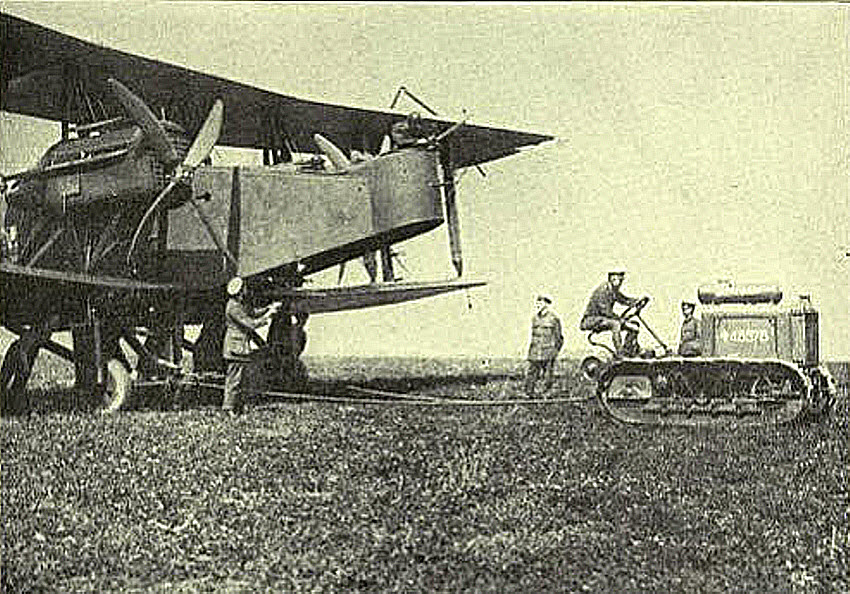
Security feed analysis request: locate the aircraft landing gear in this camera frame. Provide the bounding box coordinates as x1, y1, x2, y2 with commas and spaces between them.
102, 358, 132, 413
260, 309, 310, 392
66, 300, 187, 413
2, 298, 311, 413
194, 316, 226, 374
1, 322, 53, 416
1, 338, 36, 415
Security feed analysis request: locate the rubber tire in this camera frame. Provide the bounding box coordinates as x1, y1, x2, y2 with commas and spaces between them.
102, 359, 132, 413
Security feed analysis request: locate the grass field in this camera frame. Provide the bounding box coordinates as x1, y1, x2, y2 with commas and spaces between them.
2, 357, 848, 593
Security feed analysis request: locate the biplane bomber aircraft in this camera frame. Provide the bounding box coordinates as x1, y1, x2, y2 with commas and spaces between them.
0, 13, 552, 413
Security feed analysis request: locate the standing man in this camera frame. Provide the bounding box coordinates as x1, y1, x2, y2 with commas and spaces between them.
678, 300, 702, 357
221, 277, 280, 415
525, 293, 564, 397
580, 268, 642, 358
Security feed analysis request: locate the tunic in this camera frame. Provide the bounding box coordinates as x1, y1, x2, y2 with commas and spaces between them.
222, 298, 266, 360
678, 316, 702, 356
527, 310, 564, 361
582, 281, 636, 322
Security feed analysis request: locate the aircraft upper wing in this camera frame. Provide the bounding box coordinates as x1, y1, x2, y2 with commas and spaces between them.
1, 13, 553, 169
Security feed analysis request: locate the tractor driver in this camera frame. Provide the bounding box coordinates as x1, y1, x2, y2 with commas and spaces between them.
580, 268, 642, 358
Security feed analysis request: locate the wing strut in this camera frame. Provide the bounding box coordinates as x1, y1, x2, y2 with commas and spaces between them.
439, 148, 463, 277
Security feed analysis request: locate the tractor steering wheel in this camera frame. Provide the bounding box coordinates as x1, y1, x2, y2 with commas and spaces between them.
620, 296, 650, 321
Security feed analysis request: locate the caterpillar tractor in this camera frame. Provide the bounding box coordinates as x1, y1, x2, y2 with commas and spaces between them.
580, 282, 836, 427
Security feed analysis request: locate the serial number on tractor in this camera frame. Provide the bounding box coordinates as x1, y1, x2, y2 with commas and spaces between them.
719, 328, 771, 343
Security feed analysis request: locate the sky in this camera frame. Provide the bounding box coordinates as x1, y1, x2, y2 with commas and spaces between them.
2, 3, 848, 359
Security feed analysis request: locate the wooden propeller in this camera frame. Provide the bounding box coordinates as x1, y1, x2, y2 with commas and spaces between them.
125, 96, 225, 266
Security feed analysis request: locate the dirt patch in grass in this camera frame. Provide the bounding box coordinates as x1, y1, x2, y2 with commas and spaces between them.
2, 358, 848, 592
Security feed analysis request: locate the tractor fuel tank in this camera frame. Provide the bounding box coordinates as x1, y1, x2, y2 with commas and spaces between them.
698, 281, 783, 305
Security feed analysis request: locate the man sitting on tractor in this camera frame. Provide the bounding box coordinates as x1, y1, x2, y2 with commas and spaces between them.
580, 268, 643, 358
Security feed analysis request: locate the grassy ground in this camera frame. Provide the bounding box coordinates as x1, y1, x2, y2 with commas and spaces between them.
2, 358, 848, 593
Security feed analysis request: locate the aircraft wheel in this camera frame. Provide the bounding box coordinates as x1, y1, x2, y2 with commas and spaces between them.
1, 340, 33, 416
102, 359, 132, 413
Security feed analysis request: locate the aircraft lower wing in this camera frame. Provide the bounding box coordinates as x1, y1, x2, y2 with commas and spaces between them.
1, 262, 484, 330
1, 262, 186, 330
0, 262, 182, 293
262, 280, 486, 315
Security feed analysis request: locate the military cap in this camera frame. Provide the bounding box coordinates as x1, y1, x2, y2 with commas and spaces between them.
227, 276, 244, 297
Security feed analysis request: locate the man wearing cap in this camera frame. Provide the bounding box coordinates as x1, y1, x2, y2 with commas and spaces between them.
221, 277, 281, 415
525, 293, 563, 397
580, 269, 641, 357
678, 300, 702, 357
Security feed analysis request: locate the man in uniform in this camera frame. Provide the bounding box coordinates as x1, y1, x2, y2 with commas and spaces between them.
525, 293, 563, 397
221, 277, 280, 415
580, 269, 642, 358
678, 300, 702, 357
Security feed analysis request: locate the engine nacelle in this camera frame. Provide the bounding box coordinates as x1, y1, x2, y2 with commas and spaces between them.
8, 120, 189, 213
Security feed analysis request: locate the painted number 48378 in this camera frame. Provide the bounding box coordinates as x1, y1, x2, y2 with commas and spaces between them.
719, 328, 770, 343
